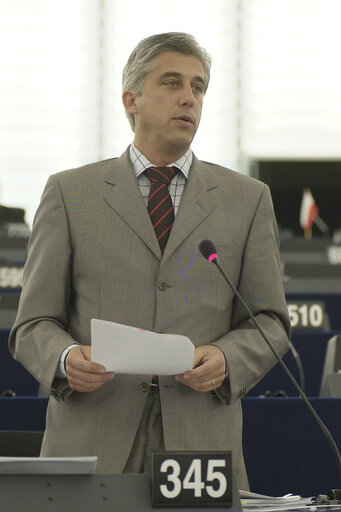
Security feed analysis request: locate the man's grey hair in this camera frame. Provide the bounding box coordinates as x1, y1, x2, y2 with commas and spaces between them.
122, 32, 212, 131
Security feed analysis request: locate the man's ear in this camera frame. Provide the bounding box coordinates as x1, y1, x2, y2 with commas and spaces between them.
122, 90, 138, 114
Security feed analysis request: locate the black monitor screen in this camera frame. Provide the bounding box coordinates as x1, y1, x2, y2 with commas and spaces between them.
253, 161, 341, 236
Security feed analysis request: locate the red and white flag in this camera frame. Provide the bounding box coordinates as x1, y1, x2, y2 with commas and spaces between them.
300, 188, 319, 231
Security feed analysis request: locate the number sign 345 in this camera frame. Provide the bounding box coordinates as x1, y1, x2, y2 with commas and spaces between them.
151, 452, 232, 507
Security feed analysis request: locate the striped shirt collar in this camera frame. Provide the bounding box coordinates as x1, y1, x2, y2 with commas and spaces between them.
129, 142, 192, 179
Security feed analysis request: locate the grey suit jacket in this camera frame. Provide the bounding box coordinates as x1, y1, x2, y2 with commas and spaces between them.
9, 148, 290, 490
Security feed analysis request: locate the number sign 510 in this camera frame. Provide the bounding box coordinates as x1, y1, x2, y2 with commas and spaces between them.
287, 301, 326, 330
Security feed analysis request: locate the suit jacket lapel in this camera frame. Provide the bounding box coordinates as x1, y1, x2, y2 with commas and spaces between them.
162, 156, 218, 265
102, 150, 218, 263
102, 149, 162, 259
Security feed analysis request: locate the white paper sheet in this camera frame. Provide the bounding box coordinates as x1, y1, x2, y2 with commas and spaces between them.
240, 491, 313, 512
91, 319, 194, 375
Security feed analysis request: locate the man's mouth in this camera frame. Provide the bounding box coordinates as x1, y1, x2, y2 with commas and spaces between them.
174, 115, 194, 124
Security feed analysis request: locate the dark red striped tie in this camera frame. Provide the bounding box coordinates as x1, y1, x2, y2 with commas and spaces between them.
144, 166, 179, 254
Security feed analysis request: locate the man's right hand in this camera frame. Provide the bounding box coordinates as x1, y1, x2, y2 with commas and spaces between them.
65, 345, 115, 392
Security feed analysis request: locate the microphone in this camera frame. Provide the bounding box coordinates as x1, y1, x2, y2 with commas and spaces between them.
199, 243, 308, 391
199, 239, 341, 488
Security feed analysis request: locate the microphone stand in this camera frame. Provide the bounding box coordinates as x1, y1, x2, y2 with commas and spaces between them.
199, 241, 341, 491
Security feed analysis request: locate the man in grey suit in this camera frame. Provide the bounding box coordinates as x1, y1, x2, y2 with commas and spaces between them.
9, 32, 290, 491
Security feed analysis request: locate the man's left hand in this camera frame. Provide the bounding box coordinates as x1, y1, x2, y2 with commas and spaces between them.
175, 345, 226, 392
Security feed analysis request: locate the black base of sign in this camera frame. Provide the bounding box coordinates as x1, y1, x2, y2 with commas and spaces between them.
0, 473, 242, 512
152, 451, 237, 508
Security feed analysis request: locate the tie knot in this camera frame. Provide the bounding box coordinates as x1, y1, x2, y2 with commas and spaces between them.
144, 166, 179, 184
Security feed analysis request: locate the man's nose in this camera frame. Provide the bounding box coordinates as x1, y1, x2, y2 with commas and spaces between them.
178, 83, 195, 106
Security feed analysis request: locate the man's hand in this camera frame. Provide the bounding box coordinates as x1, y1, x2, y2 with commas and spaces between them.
175, 345, 226, 392
65, 345, 115, 392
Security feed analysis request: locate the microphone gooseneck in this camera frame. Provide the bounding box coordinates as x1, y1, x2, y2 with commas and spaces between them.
199, 239, 341, 484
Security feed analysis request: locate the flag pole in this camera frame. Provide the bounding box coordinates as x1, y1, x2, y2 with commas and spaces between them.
304, 229, 312, 241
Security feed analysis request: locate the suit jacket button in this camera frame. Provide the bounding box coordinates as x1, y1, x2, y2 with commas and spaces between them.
158, 281, 167, 291
139, 381, 149, 392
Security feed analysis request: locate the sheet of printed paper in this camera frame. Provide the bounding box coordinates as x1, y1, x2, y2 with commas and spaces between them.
91, 319, 194, 375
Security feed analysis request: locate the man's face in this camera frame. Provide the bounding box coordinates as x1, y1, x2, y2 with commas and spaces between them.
127, 51, 205, 163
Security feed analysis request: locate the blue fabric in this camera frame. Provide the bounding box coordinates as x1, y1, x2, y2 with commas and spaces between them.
249, 331, 339, 398
0, 397, 47, 430
242, 397, 341, 497
0, 396, 339, 497
0, 328, 39, 396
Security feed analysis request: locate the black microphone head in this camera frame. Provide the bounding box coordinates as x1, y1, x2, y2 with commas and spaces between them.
199, 240, 218, 262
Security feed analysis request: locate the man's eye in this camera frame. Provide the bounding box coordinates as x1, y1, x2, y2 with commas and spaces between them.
164, 81, 178, 87
193, 85, 203, 94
